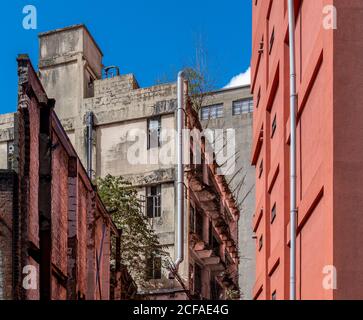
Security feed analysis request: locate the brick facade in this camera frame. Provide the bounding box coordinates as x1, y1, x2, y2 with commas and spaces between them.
0, 55, 123, 300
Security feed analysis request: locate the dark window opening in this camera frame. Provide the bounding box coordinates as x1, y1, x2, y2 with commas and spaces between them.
190, 206, 203, 237
271, 203, 277, 224
146, 256, 162, 280
259, 235, 263, 251
271, 114, 277, 138
259, 159, 263, 178
272, 290, 277, 300
194, 263, 202, 296
146, 185, 161, 218
269, 27, 275, 54
256, 88, 261, 108
7, 141, 14, 170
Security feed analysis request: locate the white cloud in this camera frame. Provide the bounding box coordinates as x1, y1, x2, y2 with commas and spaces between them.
223, 67, 251, 88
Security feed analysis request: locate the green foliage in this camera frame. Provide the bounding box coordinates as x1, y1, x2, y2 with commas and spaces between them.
96, 174, 168, 285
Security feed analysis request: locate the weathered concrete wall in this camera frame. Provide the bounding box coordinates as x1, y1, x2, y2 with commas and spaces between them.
24, 25, 253, 298
200, 85, 255, 300
0, 113, 14, 169
96, 114, 175, 177
0, 113, 15, 170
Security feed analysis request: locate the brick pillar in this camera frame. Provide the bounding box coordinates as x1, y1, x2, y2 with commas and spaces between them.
67, 157, 78, 299
0, 170, 18, 299
86, 190, 96, 299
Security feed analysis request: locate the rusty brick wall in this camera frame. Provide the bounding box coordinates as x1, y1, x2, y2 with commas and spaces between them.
9, 55, 117, 300
86, 189, 96, 299
101, 226, 110, 300
77, 178, 88, 298
0, 170, 17, 299
50, 134, 69, 299
93, 215, 111, 300
67, 160, 78, 299
28, 97, 40, 249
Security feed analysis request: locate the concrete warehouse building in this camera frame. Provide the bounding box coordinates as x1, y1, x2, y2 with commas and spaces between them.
0, 24, 255, 298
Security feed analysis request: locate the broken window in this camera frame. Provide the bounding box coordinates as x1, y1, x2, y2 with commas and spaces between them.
190, 206, 203, 237
146, 185, 161, 218
147, 117, 161, 149
7, 141, 14, 169
194, 263, 202, 296
145, 255, 162, 280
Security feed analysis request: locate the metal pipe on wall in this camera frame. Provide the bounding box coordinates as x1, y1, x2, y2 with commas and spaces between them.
174, 71, 185, 272
287, 0, 298, 300
86, 111, 94, 179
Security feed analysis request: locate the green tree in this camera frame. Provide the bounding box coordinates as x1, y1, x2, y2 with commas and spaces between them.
96, 174, 168, 285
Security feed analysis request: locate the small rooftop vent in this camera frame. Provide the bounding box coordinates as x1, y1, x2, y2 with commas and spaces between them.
103, 65, 120, 79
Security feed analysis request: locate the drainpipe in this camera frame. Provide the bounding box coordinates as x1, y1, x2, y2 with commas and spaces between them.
287, 0, 298, 301
86, 111, 94, 179
174, 71, 185, 273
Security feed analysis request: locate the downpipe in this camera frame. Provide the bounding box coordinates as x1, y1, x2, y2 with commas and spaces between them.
174, 71, 185, 274
287, 0, 298, 301
86, 111, 94, 179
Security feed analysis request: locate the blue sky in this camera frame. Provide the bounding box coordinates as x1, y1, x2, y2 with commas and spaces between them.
0, 0, 251, 114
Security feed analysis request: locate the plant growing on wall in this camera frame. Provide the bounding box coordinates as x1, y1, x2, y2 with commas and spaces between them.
96, 174, 168, 286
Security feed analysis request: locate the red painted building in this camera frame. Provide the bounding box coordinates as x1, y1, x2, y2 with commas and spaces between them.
251, 0, 363, 299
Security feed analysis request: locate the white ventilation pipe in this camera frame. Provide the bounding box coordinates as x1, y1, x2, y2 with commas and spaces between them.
86, 111, 94, 179
287, 0, 298, 300
174, 71, 185, 272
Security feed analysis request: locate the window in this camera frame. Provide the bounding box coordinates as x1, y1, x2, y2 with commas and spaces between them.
147, 117, 161, 149
272, 291, 277, 300
211, 235, 220, 257
190, 205, 196, 233
259, 235, 263, 251
256, 88, 261, 108
259, 159, 263, 178
146, 185, 161, 218
232, 99, 254, 115
194, 263, 202, 295
271, 114, 277, 138
146, 256, 162, 280
271, 203, 277, 224
201, 104, 224, 120
190, 206, 203, 237
7, 141, 14, 170
269, 27, 275, 54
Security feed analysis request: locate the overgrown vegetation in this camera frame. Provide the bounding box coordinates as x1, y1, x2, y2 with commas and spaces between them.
96, 174, 168, 286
